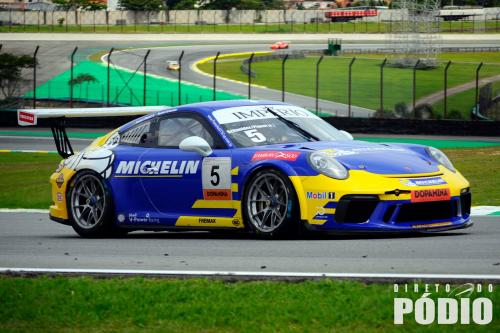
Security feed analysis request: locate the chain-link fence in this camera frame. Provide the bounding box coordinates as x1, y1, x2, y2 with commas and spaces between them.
0, 9, 499, 34
1, 45, 499, 121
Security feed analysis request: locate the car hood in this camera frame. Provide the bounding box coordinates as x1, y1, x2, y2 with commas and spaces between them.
268, 140, 439, 175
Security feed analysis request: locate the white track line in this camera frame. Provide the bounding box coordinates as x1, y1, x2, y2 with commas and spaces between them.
0, 208, 49, 213
1, 267, 500, 280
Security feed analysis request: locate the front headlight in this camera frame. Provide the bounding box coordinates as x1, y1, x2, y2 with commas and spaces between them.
308, 152, 349, 180
426, 147, 455, 172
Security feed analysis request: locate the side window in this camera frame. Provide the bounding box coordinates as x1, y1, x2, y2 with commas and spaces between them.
157, 116, 215, 148
120, 120, 154, 146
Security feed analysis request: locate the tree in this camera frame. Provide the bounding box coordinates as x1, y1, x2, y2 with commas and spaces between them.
201, 0, 284, 10
53, 0, 106, 10
119, 0, 164, 11
0, 53, 36, 102
68, 73, 98, 87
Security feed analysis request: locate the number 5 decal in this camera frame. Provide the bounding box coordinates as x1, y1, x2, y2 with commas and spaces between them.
244, 129, 266, 143
202, 157, 232, 200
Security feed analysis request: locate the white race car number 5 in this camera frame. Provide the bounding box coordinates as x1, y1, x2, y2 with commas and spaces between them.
202, 157, 232, 200
244, 129, 266, 143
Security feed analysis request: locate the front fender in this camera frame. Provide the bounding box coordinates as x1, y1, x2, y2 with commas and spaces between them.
239, 160, 309, 221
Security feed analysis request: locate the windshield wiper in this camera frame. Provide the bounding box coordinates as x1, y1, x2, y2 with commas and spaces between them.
265, 107, 319, 141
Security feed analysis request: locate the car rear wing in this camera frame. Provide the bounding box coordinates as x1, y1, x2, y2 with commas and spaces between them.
17, 106, 168, 158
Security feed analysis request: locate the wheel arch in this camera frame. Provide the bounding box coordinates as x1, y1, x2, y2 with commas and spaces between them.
240, 161, 308, 221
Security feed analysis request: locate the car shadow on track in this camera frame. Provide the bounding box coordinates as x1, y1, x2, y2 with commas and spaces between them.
96, 229, 472, 241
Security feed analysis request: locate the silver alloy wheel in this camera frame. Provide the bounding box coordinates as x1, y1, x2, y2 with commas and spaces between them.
70, 174, 106, 230
246, 172, 289, 233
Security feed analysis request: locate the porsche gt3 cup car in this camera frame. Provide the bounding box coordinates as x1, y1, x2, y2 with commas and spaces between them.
17, 100, 472, 238
270, 41, 289, 50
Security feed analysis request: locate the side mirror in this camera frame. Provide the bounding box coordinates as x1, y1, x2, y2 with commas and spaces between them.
339, 130, 353, 140
179, 136, 213, 157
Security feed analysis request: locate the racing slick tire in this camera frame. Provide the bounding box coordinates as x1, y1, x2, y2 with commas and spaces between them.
242, 169, 300, 238
67, 170, 124, 238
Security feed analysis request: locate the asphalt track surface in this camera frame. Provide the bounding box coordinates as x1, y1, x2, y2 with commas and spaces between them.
2, 36, 499, 278
0, 212, 498, 275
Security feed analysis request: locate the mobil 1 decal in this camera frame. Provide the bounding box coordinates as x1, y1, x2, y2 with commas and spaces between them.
202, 157, 232, 200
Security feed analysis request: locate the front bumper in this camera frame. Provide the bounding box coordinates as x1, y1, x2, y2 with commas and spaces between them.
291, 166, 472, 233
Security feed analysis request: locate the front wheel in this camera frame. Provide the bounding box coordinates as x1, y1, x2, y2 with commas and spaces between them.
67, 170, 120, 238
243, 169, 299, 238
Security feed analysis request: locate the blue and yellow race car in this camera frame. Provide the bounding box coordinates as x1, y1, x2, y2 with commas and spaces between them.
18, 100, 472, 238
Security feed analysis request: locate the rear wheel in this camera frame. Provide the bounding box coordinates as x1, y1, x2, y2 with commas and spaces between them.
67, 170, 122, 238
243, 169, 299, 238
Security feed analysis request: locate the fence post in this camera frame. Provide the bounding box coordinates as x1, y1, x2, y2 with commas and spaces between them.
281, 54, 289, 102
107, 47, 114, 106
443, 61, 452, 119
315, 55, 324, 115
178, 50, 184, 106
248, 53, 255, 99
143, 49, 151, 106
213, 51, 220, 101
33, 46, 40, 109
380, 58, 387, 114
70, 46, 78, 108
412, 59, 421, 117
475, 62, 484, 119
348, 57, 356, 118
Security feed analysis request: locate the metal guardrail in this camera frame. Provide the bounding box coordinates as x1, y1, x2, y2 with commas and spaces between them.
240, 51, 306, 78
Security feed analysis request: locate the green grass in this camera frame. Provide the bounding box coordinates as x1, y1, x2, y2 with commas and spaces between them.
0, 153, 61, 209
0, 147, 498, 209
26, 60, 242, 107
198, 54, 500, 119
444, 148, 500, 206
1, 20, 498, 34
0, 276, 498, 332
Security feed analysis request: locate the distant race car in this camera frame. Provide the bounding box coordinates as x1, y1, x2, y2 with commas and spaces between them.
18, 100, 472, 238
166, 60, 180, 71
270, 41, 289, 50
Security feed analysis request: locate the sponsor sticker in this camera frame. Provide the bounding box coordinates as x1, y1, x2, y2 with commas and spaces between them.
202, 157, 232, 200
114, 160, 199, 177
18, 111, 36, 126
252, 151, 301, 161
56, 192, 63, 202
401, 177, 447, 187
199, 218, 216, 224
411, 222, 453, 229
307, 192, 335, 200
411, 188, 450, 203
212, 105, 316, 125
56, 173, 64, 189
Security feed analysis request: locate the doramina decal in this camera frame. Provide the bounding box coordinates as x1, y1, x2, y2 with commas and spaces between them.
411, 188, 451, 203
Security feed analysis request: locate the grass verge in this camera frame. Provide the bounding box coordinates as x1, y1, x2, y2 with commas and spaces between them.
0, 276, 498, 333
0, 147, 498, 209
197, 53, 500, 119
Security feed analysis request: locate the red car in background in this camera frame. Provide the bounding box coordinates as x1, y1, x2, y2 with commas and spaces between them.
270, 41, 289, 50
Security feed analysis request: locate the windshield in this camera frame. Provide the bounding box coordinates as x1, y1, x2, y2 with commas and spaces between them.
212, 105, 348, 148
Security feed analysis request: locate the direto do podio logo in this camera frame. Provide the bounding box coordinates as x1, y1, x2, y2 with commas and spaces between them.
393, 283, 494, 325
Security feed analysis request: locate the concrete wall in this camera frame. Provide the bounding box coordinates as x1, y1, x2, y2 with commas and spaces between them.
0, 8, 498, 26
